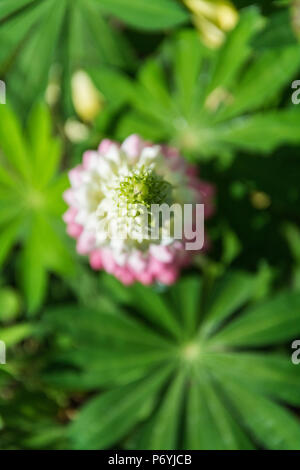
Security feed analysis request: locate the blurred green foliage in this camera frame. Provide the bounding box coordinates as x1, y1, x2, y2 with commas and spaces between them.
0, 0, 189, 114
115, 8, 300, 162
1, 0, 300, 451
0, 103, 75, 313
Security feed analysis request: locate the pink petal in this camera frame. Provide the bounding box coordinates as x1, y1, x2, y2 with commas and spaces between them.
63, 189, 75, 205
76, 232, 96, 255
135, 271, 154, 285
149, 245, 174, 263
89, 250, 103, 270
156, 267, 179, 285
127, 251, 148, 274
101, 249, 117, 274
185, 164, 198, 177
67, 222, 83, 239
83, 151, 98, 170
115, 267, 135, 286
121, 134, 144, 160
69, 165, 82, 187
63, 207, 78, 224
148, 256, 165, 276
160, 145, 180, 159
161, 145, 187, 172
98, 139, 114, 155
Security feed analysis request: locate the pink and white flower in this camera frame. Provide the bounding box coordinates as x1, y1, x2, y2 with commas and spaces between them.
63, 135, 215, 285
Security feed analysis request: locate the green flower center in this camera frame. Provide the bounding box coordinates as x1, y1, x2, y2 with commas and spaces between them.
118, 169, 172, 208
181, 342, 201, 362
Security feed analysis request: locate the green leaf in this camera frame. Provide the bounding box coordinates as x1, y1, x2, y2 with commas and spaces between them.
170, 276, 202, 339
100, 272, 133, 304
88, 67, 134, 109
27, 102, 62, 187
41, 270, 300, 450
0, 0, 35, 21
0, 0, 137, 114
143, 370, 186, 449
0, 1, 47, 68
23, 426, 66, 450
222, 380, 300, 450
253, 10, 297, 49
136, 59, 175, 119
44, 304, 174, 350
0, 163, 19, 189
117, 111, 167, 141
0, 105, 30, 179
15, 0, 66, 103
44, 334, 175, 389
282, 222, 300, 264
0, 323, 34, 346
206, 352, 300, 406
0, 217, 22, 267
218, 109, 300, 153
45, 173, 69, 217
217, 45, 300, 120
129, 283, 182, 339
0, 104, 70, 312
185, 373, 253, 450
34, 215, 75, 277
98, 0, 189, 30
221, 225, 241, 266
81, 0, 135, 68
201, 271, 254, 338
173, 29, 205, 116
209, 291, 300, 347
125, 9, 300, 162
19, 216, 48, 314
0, 287, 21, 322
69, 366, 174, 449
207, 7, 265, 93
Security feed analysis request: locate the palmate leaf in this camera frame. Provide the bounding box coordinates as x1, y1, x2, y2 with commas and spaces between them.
169, 276, 202, 339
220, 380, 300, 450
206, 352, 300, 406
69, 365, 174, 450
117, 7, 300, 162
0, 0, 133, 113
0, 103, 76, 313
0, 0, 189, 27
0, 0, 189, 113
186, 371, 254, 450
98, 0, 189, 30
43, 271, 300, 450
208, 290, 300, 347
137, 369, 187, 450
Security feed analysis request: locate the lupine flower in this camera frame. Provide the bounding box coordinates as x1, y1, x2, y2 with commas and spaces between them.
71, 70, 104, 122
63, 135, 215, 285
183, 0, 238, 48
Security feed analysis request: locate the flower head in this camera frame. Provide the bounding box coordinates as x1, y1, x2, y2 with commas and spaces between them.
71, 70, 104, 122
63, 135, 215, 285
183, 0, 238, 48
